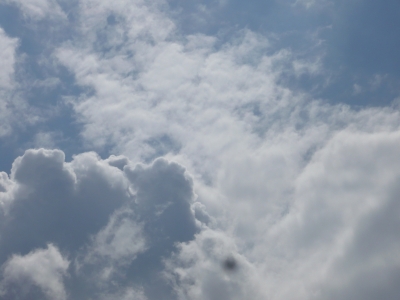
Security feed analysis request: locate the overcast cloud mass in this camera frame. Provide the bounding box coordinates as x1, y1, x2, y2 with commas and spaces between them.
1, 0, 400, 299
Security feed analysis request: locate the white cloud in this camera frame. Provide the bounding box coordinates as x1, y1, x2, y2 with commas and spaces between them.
161, 129, 400, 300
50, 1, 400, 298
0, 28, 17, 90
0, 26, 43, 138
3, 127, 400, 300
0, 244, 69, 300
1, 0, 66, 20
0, 171, 16, 214
54, 0, 400, 182
2, 0, 400, 299
85, 208, 147, 265
288, 130, 400, 300
165, 228, 267, 300
0, 28, 19, 137
32, 131, 61, 149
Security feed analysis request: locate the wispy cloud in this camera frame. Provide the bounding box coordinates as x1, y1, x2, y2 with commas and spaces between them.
1, 0, 66, 20
0, 28, 19, 137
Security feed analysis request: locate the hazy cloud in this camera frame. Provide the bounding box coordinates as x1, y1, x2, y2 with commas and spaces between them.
1, 0, 66, 20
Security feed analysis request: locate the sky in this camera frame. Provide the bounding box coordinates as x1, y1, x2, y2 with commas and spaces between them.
0, 0, 400, 299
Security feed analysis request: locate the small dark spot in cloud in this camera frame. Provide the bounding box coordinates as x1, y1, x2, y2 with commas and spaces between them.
222, 256, 238, 272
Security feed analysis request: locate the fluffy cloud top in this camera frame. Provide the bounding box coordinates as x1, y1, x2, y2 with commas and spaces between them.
0, 149, 201, 299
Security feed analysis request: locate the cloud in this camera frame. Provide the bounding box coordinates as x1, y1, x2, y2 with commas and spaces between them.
3, 129, 400, 300
0, 28, 19, 137
49, 1, 400, 298
0, 26, 46, 139
290, 130, 400, 300
160, 129, 400, 300
54, 0, 400, 182
0, 149, 129, 263
0, 244, 69, 300
0, 148, 201, 299
165, 228, 267, 300
0, 28, 17, 90
2, 0, 400, 299
85, 208, 146, 264
32, 131, 62, 149
1, 0, 66, 20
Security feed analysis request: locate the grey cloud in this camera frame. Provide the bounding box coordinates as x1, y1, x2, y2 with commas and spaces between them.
125, 158, 198, 244
0, 244, 69, 300
121, 158, 199, 299
1, 150, 129, 260
0, 148, 201, 300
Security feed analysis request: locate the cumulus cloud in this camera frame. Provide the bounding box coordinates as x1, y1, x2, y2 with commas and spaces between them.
2, 0, 400, 299
0, 148, 201, 299
37, 0, 400, 298
3, 130, 400, 300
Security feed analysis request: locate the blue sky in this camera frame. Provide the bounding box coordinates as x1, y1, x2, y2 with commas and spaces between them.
1, 1, 400, 299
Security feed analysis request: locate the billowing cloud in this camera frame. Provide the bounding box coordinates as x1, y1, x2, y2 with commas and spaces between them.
2, 133, 400, 300
0, 149, 201, 299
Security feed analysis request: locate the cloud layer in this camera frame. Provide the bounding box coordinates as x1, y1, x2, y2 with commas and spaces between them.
1, 0, 400, 299
2, 130, 400, 300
